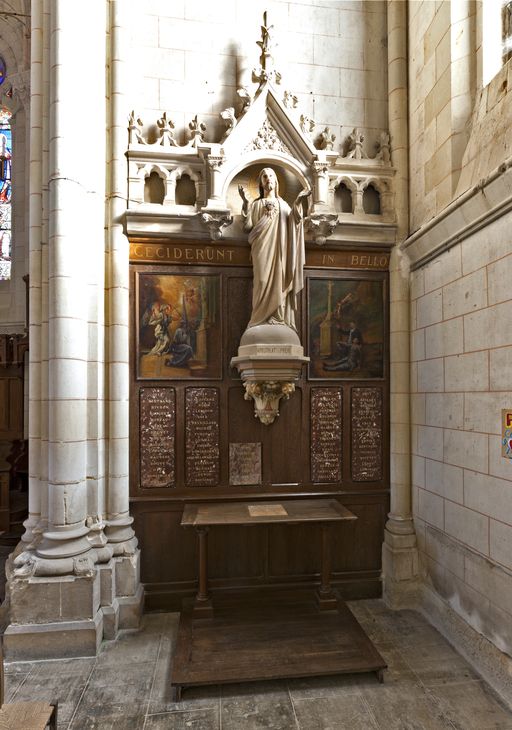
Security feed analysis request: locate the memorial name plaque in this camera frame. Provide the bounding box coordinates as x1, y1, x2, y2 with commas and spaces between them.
311, 388, 343, 483
140, 387, 176, 488
351, 387, 383, 481
185, 387, 220, 486
248, 504, 288, 517
229, 442, 262, 486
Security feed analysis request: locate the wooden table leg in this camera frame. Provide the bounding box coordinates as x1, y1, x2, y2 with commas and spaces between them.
193, 526, 214, 618
316, 523, 338, 611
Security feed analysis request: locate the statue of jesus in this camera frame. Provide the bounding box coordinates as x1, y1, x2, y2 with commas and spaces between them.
238, 168, 311, 332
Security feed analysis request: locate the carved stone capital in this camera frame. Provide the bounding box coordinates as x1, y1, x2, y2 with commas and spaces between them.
244, 381, 295, 425
206, 155, 225, 171
306, 214, 339, 245
200, 212, 233, 241
311, 160, 329, 176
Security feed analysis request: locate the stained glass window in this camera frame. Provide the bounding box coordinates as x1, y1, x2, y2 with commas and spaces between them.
0, 107, 12, 281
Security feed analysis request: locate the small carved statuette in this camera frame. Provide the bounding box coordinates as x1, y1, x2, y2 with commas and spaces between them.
283, 90, 298, 109
345, 128, 366, 159
316, 126, 336, 151
300, 114, 315, 136
375, 131, 391, 164
237, 86, 253, 113
220, 107, 237, 137
128, 110, 147, 145
188, 115, 206, 147
156, 112, 178, 147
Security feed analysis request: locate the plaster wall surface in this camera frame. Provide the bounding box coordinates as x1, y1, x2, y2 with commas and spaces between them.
128, 0, 389, 157
410, 209, 512, 659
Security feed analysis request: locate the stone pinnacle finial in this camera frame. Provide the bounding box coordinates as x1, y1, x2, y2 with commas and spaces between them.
253, 11, 282, 87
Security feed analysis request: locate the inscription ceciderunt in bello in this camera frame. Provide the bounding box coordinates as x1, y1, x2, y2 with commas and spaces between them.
129, 242, 390, 271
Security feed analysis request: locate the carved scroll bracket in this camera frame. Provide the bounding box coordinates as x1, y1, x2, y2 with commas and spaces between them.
243, 381, 295, 425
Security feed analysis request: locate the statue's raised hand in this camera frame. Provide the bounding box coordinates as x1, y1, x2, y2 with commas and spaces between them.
238, 184, 249, 214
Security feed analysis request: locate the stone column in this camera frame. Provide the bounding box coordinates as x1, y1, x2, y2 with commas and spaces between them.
104, 0, 143, 633
5, 0, 107, 660
382, 0, 419, 607
22, 0, 44, 548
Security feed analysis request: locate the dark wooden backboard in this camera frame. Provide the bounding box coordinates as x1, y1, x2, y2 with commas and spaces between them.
129, 240, 390, 610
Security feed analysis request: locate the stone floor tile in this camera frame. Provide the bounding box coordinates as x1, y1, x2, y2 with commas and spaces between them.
399, 640, 464, 668
95, 630, 161, 667
221, 679, 289, 699
362, 683, 457, 729
145, 709, 220, 729
148, 675, 221, 715
31, 657, 96, 679
12, 674, 87, 725
221, 697, 298, 730
69, 700, 146, 729
3, 660, 35, 674
412, 656, 480, 686
4, 671, 29, 701
69, 711, 146, 730
430, 681, 512, 729
293, 694, 379, 729
287, 673, 364, 700
87, 660, 154, 691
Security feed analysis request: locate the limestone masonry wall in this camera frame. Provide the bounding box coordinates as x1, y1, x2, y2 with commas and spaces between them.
410, 211, 512, 656
129, 0, 388, 155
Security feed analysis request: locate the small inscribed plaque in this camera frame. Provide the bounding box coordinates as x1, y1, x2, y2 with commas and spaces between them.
248, 504, 288, 517
229, 442, 262, 486
502, 409, 512, 458
185, 387, 220, 486
140, 387, 175, 488
311, 388, 342, 483
351, 387, 383, 481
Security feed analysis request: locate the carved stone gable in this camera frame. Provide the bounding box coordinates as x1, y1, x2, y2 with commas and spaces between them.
244, 118, 292, 155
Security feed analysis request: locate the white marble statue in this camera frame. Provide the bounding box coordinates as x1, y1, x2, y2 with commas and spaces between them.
238, 168, 311, 331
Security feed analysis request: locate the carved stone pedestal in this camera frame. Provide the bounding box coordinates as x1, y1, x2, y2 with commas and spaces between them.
230, 324, 309, 424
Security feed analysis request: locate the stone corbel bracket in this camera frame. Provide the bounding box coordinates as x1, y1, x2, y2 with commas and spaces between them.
306, 213, 339, 245
199, 211, 233, 241
243, 381, 295, 425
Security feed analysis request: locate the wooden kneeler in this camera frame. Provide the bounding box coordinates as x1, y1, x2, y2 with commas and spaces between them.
0, 636, 57, 730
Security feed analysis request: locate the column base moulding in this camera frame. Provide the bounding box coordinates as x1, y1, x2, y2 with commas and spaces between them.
3, 613, 103, 662
381, 527, 421, 610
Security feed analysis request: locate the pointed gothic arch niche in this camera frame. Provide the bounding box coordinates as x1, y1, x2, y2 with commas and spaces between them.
144, 169, 165, 204
362, 183, 381, 215
174, 170, 197, 206
335, 183, 352, 213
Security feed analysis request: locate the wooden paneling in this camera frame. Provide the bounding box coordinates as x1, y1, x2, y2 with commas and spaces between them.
130, 257, 390, 610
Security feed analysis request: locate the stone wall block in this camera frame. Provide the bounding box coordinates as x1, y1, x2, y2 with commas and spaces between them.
98, 560, 116, 608
490, 519, 512, 571
425, 458, 464, 503
425, 317, 463, 358
445, 500, 489, 555
425, 392, 463, 429
417, 289, 443, 328
445, 351, 489, 392
444, 429, 488, 472
443, 268, 487, 318
417, 357, 444, 392
115, 553, 141, 598
425, 525, 465, 579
